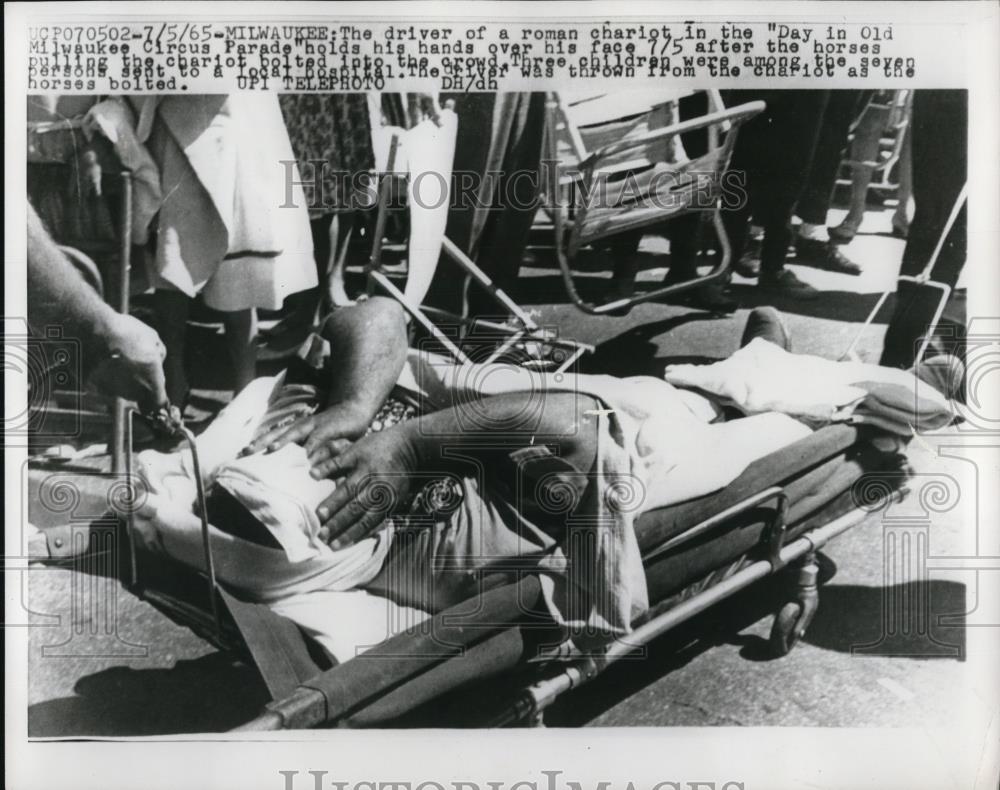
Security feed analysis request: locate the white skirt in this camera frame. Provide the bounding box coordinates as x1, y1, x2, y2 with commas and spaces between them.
147, 94, 317, 312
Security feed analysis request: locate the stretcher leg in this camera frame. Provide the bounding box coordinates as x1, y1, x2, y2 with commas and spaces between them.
770, 551, 820, 657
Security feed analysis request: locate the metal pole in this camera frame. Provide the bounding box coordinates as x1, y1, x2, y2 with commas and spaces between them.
178, 424, 222, 641
111, 172, 132, 477
366, 136, 400, 298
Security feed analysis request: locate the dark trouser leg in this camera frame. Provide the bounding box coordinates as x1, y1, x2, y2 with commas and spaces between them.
714, 90, 829, 275
662, 91, 711, 282
423, 94, 497, 315
880, 90, 968, 369
754, 91, 829, 276
467, 94, 547, 319
797, 90, 867, 227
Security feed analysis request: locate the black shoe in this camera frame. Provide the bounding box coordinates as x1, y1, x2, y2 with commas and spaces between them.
758, 269, 820, 300
741, 307, 791, 351
732, 251, 761, 278
794, 237, 863, 275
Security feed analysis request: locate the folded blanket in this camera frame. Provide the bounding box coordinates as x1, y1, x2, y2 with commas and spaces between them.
663, 338, 954, 435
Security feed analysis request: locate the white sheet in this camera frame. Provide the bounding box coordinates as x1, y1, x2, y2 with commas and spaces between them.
663, 337, 953, 434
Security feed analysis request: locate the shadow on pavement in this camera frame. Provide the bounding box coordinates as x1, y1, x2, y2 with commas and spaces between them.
583, 313, 722, 377
544, 556, 965, 726
803, 579, 967, 659
28, 652, 268, 737
727, 282, 894, 324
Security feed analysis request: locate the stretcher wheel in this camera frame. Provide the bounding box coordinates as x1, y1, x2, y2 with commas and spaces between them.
770, 601, 806, 657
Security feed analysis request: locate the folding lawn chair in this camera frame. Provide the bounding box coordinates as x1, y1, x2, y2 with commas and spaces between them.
840, 89, 913, 195
543, 91, 766, 315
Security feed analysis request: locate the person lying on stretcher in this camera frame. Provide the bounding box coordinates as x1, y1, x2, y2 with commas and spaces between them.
239, 298, 959, 552
242, 296, 601, 556
135, 297, 959, 648
197, 295, 607, 618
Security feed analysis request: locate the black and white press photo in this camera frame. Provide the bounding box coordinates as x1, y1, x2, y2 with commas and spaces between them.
5, 4, 999, 790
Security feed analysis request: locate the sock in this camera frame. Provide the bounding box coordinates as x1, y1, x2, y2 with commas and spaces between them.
798, 222, 829, 242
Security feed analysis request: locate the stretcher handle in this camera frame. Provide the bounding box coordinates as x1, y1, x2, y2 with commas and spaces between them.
841, 183, 966, 364
110, 173, 133, 478
916, 183, 967, 284
123, 404, 223, 642
177, 423, 223, 640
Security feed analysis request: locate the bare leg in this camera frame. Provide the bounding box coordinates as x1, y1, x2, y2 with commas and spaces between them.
222, 308, 258, 395
401, 112, 457, 308
835, 103, 888, 235
152, 289, 191, 406
892, 127, 913, 235
326, 213, 354, 309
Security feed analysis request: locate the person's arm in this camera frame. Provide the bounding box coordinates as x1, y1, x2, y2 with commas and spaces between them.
245, 296, 408, 457
309, 390, 601, 548
27, 203, 167, 411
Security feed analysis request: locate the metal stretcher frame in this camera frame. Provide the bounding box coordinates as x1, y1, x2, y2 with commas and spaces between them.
544, 96, 767, 316
842, 183, 967, 365
228, 427, 909, 730
484, 492, 898, 726
92, 366, 911, 730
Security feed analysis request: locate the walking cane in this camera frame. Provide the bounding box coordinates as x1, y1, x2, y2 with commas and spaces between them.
842, 183, 967, 364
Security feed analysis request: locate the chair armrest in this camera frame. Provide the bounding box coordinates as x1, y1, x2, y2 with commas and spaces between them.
579, 101, 766, 171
